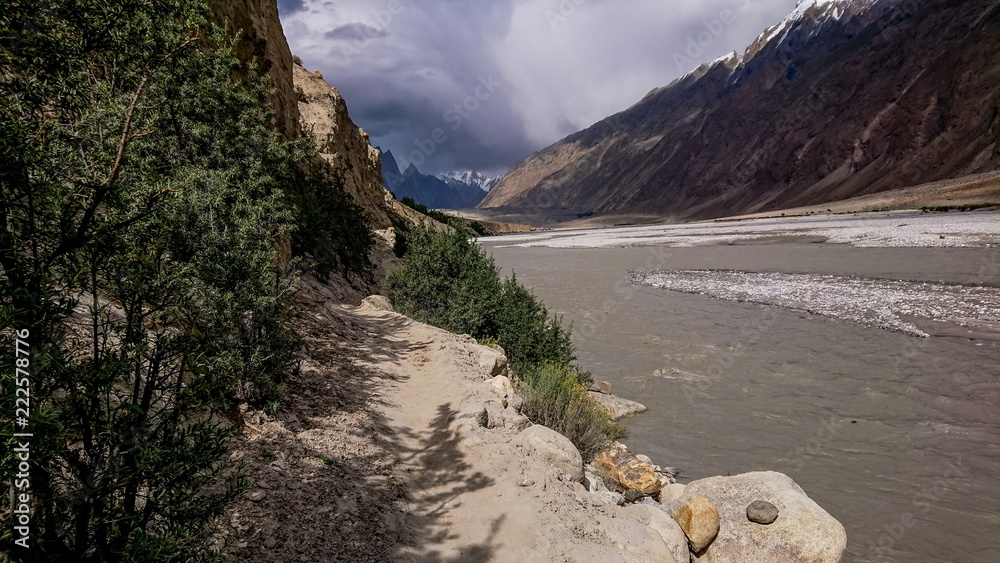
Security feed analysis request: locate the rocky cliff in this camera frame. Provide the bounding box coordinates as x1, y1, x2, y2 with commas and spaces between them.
209, 0, 407, 232
293, 65, 398, 229
207, 0, 299, 140
480, 0, 1000, 221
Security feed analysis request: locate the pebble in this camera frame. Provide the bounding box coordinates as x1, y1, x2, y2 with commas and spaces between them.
747, 500, 779, 524
247, 491, 267, 502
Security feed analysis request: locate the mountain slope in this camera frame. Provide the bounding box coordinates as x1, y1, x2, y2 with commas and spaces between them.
480, 0, 1000, 221
381, 150, 489, 209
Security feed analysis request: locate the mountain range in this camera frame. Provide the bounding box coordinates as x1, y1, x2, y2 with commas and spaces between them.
381, 149, 501, 209
480, 0, 1000, 221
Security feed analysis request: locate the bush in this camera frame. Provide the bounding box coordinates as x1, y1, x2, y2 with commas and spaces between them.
520, 363, 623, 461
289, 166, 375, 282
0, 0, 320, 558
386, 226, 619, 457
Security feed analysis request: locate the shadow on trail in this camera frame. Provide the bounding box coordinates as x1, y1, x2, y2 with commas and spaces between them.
224, 287, 498, 562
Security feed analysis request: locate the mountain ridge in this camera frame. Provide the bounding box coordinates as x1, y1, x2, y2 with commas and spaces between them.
480, 0, 1000, 221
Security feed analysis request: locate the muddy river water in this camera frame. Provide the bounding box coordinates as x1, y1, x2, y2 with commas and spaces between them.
481, 213, 999, 562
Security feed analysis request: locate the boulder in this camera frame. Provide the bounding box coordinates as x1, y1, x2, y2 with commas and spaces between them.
478, 346, 509, 378
622, 504, 690, 563
594, 444, 662, 495
589, 380, 613, 395
589, 392, 648, 420
665, 494, 720, 553
360, 295, 393, 312
670, 471, 847, 562
516, 425, 583, 482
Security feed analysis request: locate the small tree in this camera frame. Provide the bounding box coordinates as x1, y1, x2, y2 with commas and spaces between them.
1, 0, 305, 559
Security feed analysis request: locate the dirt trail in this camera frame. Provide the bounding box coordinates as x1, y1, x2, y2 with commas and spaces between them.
221, 277, 683, 562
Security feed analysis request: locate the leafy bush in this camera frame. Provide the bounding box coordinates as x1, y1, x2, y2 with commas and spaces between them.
0, 0, 361, 558
386, 226, 618, 456
520, 363, 623, 461
386, 226, 575, 376
289, 166, 375, 282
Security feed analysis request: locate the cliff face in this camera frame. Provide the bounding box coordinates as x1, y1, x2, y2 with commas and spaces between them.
207, 0, 400, 231
207, 0, 299, 140
481, 0, 1000, 221
293, 65, 397, 229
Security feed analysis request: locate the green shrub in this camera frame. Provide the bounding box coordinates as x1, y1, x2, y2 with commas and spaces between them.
520, 363, 624, 461
386, 226, 619, 457
0, 0, 319, 558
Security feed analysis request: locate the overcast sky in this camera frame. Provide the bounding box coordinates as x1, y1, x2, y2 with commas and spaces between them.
278, 0, 799, 175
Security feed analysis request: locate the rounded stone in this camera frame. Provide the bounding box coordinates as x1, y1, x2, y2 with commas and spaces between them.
747, 500, 779, 525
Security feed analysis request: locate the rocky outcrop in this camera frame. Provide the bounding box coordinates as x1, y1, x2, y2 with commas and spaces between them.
207, 0, 299, 140
665, 471, 847, 562
481, 0, 1000, 221
293, 65, 396, 229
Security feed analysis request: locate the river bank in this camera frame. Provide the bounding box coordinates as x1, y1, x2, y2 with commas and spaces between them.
219, 276, 845, 562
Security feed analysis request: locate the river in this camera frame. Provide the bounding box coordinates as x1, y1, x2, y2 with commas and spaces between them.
480, 212, 1000, 562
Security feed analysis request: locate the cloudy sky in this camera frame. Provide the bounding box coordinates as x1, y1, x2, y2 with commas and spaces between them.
278, 0, 799, 175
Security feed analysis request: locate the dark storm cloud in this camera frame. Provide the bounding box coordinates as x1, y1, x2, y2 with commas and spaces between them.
323, 23, 390, 41
276, 0, 306, 16
280, 0, 797, 174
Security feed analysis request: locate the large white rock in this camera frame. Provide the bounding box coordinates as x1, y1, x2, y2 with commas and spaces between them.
589, 392, 648, 419
667, 471, 847, 562
622, 504, 689, 563
516, 425, 583, 482
478, 346, 509, 379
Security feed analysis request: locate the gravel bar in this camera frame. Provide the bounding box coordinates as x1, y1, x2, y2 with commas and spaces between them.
629, 269, 1000, 337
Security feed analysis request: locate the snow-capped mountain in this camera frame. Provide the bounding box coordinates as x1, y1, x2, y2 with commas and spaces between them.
482, 0, 999, 220
435, 171, 503, 193
379, 149, 492, 209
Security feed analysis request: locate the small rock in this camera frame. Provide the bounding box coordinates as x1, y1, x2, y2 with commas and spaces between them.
502, 410, 533, 432
597, 490, 626, 506
623, 488, 645, 503
747, 500, 779, 525
507, 392, 524, 413
488, 375, 515, 404
478, 346, 509, 378
669, 494, 720, 553
659, 483, 687, 503
589, 380, 613, 395
519, 479, 535, 487
247, 491, 266, 502
361, 295, 393, 312
636, 454, 654, 464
